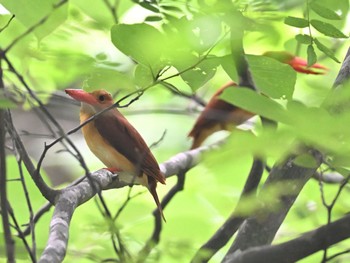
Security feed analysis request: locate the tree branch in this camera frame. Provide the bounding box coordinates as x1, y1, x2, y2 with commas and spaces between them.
5, 110, 59, 202
0, 59, 15, 263
333, 47, 350, 88
191, 158, 264, 263
38, 143, 219, 262
223, 150, 323, 261
39, 170, 114, 263
224, 213, 350, 263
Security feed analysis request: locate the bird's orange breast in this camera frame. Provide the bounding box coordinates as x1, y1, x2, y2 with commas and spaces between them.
80, 112, 148, 186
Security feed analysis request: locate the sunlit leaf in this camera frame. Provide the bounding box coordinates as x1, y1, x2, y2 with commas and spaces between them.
247, 55, 296, 99
177, 56, 219, 91
0, 0, 68, 40
83, 68, 134, 92
220, 55, 238, 82
134, 64, 154, 88
72, 0, 123, 26
111, 23, 167, 72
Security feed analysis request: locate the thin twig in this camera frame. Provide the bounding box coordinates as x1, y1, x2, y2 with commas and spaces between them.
6, 202, 36, 262
17, 157, 36, 259
0, 15, 15, 33
102, 0, 119, 24
319, 173, 350, 262
137, 170, 187, 263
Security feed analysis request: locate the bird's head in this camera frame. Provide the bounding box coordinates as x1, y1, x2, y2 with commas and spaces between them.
65, 89, 114, 114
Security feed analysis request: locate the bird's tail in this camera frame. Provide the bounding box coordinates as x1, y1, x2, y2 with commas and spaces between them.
148, 177, 166, 222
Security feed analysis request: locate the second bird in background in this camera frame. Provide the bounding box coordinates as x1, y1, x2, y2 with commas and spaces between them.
188, 51, 328, 149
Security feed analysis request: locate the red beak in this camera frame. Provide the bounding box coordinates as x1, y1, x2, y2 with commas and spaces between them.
65, 89, 97, 105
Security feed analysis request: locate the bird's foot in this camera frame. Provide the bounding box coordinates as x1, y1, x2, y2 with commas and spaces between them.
104, 167, 121, 174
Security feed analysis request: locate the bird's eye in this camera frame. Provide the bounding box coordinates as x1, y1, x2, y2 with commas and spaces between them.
98, 95, 105, 102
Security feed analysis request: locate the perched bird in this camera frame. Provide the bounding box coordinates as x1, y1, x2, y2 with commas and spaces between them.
188, 52, 327, 149
65, 89, 166, 220
188, 82, 254, 149
263, 51, 328, 75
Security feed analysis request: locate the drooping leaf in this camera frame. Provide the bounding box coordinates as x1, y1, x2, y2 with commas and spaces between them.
220, 87, 288, 123
310, 2, 342, 20
284, 16, 309, 28
314, 38, 340, 63
307, 44, 317, 67
310, 19, 348, 38
295, 34, 313, 45
0, 0, 68, 39
246, 55, 296, 100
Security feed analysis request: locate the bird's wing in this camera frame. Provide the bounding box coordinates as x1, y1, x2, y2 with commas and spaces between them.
94, 111, 165, 184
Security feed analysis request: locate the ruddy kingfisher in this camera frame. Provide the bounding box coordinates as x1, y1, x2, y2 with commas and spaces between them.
65, 89, 166, 220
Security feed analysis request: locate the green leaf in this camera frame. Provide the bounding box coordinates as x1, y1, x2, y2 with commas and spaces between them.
145, 15, 163, 22
220, 88, 288, 123
111, 23, 167, 71
220, 55, 238, 82
314, 38, 340, 63
307, 45, 317, 67
310, 2, 342, 20
284, 16, 309, 28
83, 68, 134, 92
160, 4, 183, 13
163, 15, 222, 56
177, 57, 219, 91
134, 64, 154, 88
295, 34, 313, 45
139, 2, 159, 13
310, 19, 348, 38
0, 0, 68, 40
247, 55, 296, 100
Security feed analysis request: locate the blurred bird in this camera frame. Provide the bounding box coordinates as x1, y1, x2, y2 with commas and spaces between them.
188, 82, 254, 149
188, 51, 327, 149
263, 51, 328, 75
65, 89, 166, 220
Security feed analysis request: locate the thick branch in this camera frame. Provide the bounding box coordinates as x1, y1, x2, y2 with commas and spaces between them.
225, 213, 350, 263
39, 170, 114, 263
333, 47, 350, 88
191, 158, 264, 263
0, 59, 15, 262
39, 143, 218, 262
223, 150, 323, 261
